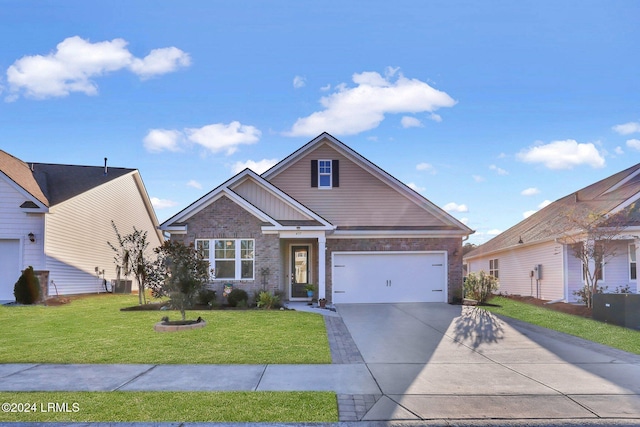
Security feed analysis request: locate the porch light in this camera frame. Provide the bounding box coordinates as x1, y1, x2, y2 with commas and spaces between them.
28, 232, 35, 243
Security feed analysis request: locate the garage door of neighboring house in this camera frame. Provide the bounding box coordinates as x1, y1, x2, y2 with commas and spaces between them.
332, 251, 447, 303
0, 239, 21, 301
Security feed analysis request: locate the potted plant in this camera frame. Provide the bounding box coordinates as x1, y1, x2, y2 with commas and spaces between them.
304, 283, 315, 298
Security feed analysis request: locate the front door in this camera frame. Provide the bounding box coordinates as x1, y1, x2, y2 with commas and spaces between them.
290, 245, 310, 299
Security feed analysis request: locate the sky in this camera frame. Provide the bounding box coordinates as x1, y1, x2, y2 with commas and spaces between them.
1, 1, 639, 245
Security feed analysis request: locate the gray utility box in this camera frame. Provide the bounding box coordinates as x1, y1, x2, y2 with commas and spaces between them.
112, 279, 132, 294
593, 293, 640, 331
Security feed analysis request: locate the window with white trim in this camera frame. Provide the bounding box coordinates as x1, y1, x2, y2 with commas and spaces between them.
489, 259, 499, 278
318, 160, 332, 188
196, 239, 254, 280
630, 244, 637, 281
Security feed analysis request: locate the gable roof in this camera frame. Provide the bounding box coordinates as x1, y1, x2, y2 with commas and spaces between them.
465, 162, 640, 259
31, 163, 136, 206
0, 150, 49, 207
262, 132, 473, 234
159, 168, 334, 233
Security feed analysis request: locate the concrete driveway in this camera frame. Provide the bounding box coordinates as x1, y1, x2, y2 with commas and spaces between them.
336, 303, 640, 422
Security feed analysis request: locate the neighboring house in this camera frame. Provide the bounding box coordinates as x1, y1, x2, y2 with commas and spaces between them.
0, 150, 163, 301
464, 163, 640, 302
160, 133, 473, 304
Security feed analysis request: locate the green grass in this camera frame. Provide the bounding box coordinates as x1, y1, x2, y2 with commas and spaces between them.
0, 391, 338, 422
0, 294, 331, 364
486, 296, 640, 355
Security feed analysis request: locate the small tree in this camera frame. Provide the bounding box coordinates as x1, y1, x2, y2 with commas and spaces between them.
108, 221, 154, 305
464, 271, 499, 304
149, 241, 210, 321
556, 204, 634, 308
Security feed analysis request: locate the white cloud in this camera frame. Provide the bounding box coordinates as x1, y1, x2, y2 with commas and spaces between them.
472, 175, 485, 183
186, 121, 261, 155
489, 164, 508, 175
232, 158, 278, 174
144, 121, 261, 155
487, 229, 502, 236
143, 129, 183, 153
5, 36, 190, 100
187, 180, 202, 190
401, 116, 423, 128
523, 210, 536, 218
406, 182, 425, 193
284, 68, 456, 136
521, 187, 540, 196
615, 146, 624, 155
443, 202, 468, 213
538, 200, 552, 209
151, 197, 178, 210
293, 75, 306, 89
320, 84, 331, 92
416, 162, 436, 174
612, 121, 640, 135
428, 113, 442, 122
517, 139, 605, 169
459, 217, 469, 225
627, 139, 640, 151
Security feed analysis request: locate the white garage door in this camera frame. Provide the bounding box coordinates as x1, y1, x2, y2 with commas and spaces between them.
332, 251, 447, 303
0, 239, 21, 301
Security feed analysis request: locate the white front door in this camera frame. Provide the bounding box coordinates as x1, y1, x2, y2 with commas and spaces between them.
332, 251, 447, 303
0, 239, 21, 301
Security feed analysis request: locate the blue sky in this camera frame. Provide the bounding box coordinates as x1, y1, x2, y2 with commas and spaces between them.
1, 1, 639, 245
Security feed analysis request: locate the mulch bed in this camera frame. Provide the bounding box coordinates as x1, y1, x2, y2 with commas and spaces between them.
503, 295, 592, 318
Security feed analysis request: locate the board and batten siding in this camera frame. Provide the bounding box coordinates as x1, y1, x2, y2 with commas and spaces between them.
231, 179, 309, 221
467, 241, 565, 301
44, 172, 162, 295
0, 177, 45, 271
268, 142, 449, 228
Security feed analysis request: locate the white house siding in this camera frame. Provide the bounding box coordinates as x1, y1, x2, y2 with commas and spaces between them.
268, 142, 449, 228
231, 179, 310, 221
602, 240, 638, 293
467, 241, 565, 301
44, 172, 162, 296
0, 178, 46, 271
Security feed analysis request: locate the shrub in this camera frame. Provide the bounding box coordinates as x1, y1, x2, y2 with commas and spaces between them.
227, 288, 248, 307
256, 291, 281, 309
197, 289, 217, 306
464, 271, 499, 304
14, 266, 41, 304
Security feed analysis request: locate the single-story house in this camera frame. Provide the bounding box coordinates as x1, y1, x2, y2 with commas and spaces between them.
464, 162, 640, 302
160, 133, 473, 304
0, 150, 163, 301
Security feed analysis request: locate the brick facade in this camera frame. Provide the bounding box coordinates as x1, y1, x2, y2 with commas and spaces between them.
172, 196, 281, 300
325, 237, 463, 303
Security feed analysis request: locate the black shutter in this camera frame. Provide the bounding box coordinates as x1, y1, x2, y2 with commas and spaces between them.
311, 160, 318, 187
332, 159, 339, 187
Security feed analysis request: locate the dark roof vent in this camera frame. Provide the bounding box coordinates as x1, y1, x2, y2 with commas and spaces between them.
104, 157, 108, 175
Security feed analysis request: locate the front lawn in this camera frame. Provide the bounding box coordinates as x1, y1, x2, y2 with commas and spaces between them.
486, 296, 640, 355
0, 391, 338, 423
0, 294, 331, 364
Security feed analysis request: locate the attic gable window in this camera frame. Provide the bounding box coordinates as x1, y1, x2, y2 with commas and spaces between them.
311, 159, 339, 189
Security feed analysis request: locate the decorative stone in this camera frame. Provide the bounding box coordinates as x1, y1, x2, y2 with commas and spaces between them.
154, 320, 207, 332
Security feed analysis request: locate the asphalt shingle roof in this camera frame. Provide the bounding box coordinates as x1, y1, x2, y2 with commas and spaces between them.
466, 163, 640, 259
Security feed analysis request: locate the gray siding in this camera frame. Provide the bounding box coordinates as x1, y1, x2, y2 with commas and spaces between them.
45, 173, 162, 295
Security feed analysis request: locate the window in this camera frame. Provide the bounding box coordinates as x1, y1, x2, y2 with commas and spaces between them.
318, 160, 332, 188
196, 239, 254, 280
489, 259, 499, 278
311, 159, 339, 188
582, 261, 604, 281
630, 244, 637, 281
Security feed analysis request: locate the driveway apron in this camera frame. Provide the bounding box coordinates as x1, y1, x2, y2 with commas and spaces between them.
336, 303, 640, 422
